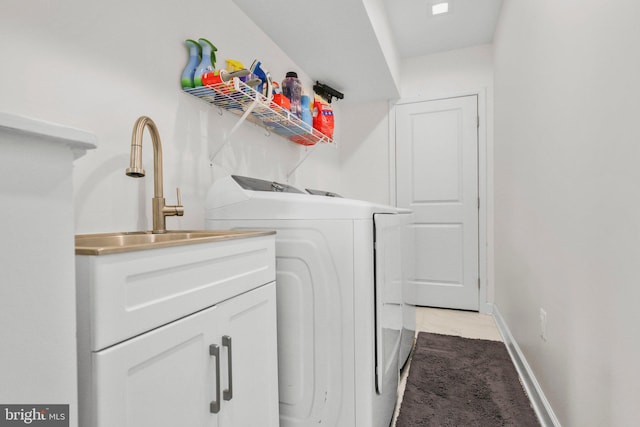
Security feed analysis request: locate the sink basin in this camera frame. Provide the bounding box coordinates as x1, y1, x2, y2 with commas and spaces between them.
76, 230, 275, 255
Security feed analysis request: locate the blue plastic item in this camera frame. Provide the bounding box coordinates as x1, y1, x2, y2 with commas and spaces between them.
181, 39, 201, 88
301, 94, 313, 130
250, 60, 267, 95
194, 38, 217, 87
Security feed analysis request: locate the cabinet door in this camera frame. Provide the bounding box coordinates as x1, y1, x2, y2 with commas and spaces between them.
216, 282, 279, 427
93, 306, 221, 427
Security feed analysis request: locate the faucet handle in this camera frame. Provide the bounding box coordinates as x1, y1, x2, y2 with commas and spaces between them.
161, 188, 184, 219
176, 187, 182, 207
171, 187, 184, 217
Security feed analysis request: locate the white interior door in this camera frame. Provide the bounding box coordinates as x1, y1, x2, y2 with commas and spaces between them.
396, 96, 479, 311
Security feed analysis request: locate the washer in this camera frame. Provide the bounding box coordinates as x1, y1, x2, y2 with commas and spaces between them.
205, 175, 405, 427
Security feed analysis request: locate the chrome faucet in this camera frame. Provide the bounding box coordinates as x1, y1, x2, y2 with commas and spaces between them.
126, 116, 184, 233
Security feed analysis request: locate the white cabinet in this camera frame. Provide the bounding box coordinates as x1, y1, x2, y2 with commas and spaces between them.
76, 235, 278, 427
94, 283, 278, 427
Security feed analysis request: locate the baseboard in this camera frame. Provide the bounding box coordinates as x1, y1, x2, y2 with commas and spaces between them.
480, 301, 494, 315
492, 305, 561, 427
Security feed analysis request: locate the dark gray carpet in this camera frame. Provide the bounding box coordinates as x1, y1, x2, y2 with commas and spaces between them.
396, 332, 540, 427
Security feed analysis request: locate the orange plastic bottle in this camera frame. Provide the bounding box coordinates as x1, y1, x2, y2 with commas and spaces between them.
312, 95, 334, 138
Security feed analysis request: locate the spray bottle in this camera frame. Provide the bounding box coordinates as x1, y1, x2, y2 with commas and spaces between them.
180, 39, 201, 88
249, 60, 273, 100
193, 38, 217, 87
226, 59, 244, 72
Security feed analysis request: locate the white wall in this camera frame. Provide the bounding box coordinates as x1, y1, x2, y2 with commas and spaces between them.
341, 44, 494, 204
400, 44, 494, 100
0, 0, 341, 235
363, 0, 402, 96
493, 0, 640, 425
339, 101, 392, 204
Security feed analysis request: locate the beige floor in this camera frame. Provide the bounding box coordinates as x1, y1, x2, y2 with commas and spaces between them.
391, 307, 502, 427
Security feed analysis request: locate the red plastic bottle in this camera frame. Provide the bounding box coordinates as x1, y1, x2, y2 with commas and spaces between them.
312, 95, 334, 138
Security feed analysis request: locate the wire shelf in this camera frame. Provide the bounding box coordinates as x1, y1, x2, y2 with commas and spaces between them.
183, 79, 332, 146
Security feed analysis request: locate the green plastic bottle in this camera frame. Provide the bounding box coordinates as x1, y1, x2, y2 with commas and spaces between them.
194, 38, 217, 87
181, 39, 201, 88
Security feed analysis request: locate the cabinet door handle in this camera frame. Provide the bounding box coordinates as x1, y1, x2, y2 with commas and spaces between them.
209, 344, 221, 414
222, 335, 233, 401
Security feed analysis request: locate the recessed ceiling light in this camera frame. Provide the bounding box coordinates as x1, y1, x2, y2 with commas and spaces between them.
431, 2, 449, 15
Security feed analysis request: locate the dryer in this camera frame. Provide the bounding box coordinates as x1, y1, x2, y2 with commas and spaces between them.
304, 187, 415, 369
397, 208, 416, 368
205, 175, 404, 427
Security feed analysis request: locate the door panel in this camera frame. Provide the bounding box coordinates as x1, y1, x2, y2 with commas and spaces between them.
396, 96, 479, 311
415, 223, 463, 284
217, 282, 279, 427
411, 109, 463, 202
94, 306, 219, 427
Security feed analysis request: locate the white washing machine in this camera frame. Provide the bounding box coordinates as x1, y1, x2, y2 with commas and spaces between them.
205, 175, 405, 427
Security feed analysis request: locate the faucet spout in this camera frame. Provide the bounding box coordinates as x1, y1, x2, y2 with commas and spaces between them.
126, 116, 184, 233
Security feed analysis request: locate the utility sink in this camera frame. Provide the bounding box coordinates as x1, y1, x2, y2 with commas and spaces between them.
75, 229, 274, 255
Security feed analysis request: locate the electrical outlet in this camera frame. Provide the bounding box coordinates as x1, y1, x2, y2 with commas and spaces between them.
539, 308, 548, 341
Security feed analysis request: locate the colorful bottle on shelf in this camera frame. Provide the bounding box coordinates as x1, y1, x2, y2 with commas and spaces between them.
193, 38, 217, 87
313, 94, 335, 139
250, 60, 272, 97
300, 93, 313, 130
181, 39, 201, 88
226, 59, 247, 82
281, 71, 302, 119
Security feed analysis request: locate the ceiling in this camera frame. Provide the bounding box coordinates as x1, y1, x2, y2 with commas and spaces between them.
382, 0, 503, 58
232, 0, 503, 103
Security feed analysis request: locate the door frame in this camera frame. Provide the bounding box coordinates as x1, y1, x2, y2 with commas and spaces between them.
389, 88, 492, 314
